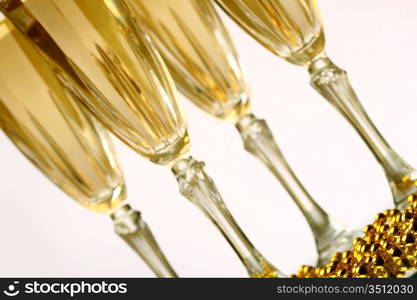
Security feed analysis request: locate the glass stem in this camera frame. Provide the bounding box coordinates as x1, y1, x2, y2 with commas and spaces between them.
171, 155, 285, 277
111, 204, 178, 278
235, 113, 355, 265
307, 52, 417, 208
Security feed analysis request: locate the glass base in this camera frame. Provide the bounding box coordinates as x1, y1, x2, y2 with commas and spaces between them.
316, 228, 362, 267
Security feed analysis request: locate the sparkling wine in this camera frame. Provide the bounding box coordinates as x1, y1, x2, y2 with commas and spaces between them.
0, 19, 125, 213
131, 0, 249, 121
1, 1, 282, 277
216, 0, 324, 65
2, 0, 189, 164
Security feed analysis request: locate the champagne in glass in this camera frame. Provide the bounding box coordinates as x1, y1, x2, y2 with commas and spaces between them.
0, 18, 177, 278
128, 0, 359, 266
1, 0, 284, 277
216, 0, 417, 209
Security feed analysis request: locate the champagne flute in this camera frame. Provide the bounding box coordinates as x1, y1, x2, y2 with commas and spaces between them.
128, 0, 359, 266
1, 0, 284, 277
0, 19, 177, 278
215, 0, 417, 209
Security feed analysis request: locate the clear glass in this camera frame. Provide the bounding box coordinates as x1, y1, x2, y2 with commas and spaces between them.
1, 0, 282, 277
111, 204, 177, 278
216, 0, 417, 209
0, 19, 177, 278
133, 0, 359, 265
0, 19, 124, 213
307, 53, 417, 209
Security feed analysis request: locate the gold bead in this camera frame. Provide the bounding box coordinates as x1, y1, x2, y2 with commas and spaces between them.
371, 255, 384, 266
353, 252, 364, 262
370, 243, 381, 252
294, 199, 417, 278
402, 210, 414, 222
331, 252, 342, 262
363, 254, 374, 263
391, 257, 408, 273
408, 257, 417, 268
318, 268, 326, 277
341, 251, 351, 259
374, 213, 387, 224
353, 237, 363, 246
363, 225, 374, 233
372, 266, 389, 278
411, 219, 417, 231
298, 265, 311, 274
401, 233, 415, 245
407, 194, 416, 204
326, 264, 337, 274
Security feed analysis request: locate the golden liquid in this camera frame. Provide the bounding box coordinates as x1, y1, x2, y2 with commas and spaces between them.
131, 0, 249, 121
2, 0, 189, 165
0, 20, 125, 213
216, 0, 325, 65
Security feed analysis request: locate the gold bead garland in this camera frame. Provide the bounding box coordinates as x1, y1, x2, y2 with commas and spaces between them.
295, 195, 417, 278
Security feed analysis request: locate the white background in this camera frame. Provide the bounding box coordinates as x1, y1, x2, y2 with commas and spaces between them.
1, 0, 417, 277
